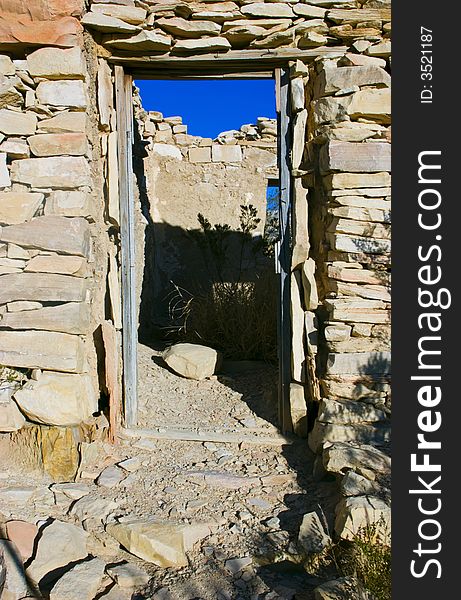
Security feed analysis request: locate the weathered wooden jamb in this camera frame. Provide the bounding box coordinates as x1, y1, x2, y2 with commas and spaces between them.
276, 66, 293, 434
114, 65, 138, 427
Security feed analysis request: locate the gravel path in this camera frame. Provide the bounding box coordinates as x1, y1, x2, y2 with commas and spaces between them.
0, 343, 339, 600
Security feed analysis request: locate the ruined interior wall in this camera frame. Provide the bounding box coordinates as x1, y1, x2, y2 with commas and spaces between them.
134, 106, 277, 328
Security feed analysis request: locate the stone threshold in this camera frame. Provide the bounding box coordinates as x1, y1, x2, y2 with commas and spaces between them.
120, 426, 295, 446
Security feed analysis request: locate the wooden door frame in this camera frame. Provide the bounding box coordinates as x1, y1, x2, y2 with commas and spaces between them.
114, 66, 137, 427
113, 61, 293, 431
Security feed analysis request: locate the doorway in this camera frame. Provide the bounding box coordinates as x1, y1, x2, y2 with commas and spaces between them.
114, 66, 292, 435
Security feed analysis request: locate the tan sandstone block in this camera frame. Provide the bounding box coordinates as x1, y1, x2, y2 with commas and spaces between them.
10, 156, 90, 188
0, 109, 37, 136
26, 47, 85, 79
14, 372, 97, 425
0, 216, 90, 256
36, 80, 87, 109
28, 133, 87, 157
0, 330, 87, 372
189, 147, 211, 163
0, 192, 43, 225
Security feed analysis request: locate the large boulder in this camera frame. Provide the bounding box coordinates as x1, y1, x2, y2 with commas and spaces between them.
334, 495, 391, 543
162, 343, 218, 380
13, 372, 97, 426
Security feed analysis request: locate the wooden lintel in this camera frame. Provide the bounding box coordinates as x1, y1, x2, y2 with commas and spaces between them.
131, 72, 274, 80
108, 46, 348, 75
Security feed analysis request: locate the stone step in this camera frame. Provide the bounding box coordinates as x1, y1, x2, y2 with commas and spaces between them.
120, 426, 295, 446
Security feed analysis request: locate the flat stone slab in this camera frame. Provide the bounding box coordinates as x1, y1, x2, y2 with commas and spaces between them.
27, 47, 85, 80
38, 112, 87, 134
225, 556, 253, 575
0, 302, 90, 335
322, 442, 391, 479
317, 398, 386, 425
70, 494, 119, 524
10, 156, 90, 189
309, 421, 390, 454
0, 110, 37, 136
107, 563, 150, 588
49, 557, 105, 600
327, 351, 391, 375
96, 465, 127, 488
27, 520, 88, 585
0, 273, 88, 305
107, 520, 210, 567
320, 141, 391, 174
5, 520, 38, 562
82, 11, 141, 33
36, 80, 87, 108
185, 470, 260, 489
0, 330, 87, 373
0, 192, 44, 226
0, 215, 90, 256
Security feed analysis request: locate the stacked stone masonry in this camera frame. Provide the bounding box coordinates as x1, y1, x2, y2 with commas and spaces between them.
0, 0, 391, 544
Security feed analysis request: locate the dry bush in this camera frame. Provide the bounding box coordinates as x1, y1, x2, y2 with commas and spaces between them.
167, 204, 278, 361
170, 273, 277, 362
334, 519, 391, 600
300, 518, 391, 600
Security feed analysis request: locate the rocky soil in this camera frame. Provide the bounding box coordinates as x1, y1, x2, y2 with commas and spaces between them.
0, 344, 339, 600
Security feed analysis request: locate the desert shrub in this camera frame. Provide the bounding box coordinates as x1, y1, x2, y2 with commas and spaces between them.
172, 275, 277, 361
334, 519, 391, 600
299, 517, 391, 600
168, 204, 278, 361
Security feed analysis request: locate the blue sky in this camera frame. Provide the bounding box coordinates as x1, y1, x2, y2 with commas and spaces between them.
136, 79, 276, 139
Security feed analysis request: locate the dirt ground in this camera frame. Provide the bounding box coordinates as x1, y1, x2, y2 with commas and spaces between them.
0, 343, 339, 600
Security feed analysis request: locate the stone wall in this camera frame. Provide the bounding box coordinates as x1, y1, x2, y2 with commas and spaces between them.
80, 0, 390, 58
134, 106, 277, 327
0, 45, 108, 432
0, 0, 391, 538
296, 53, 391, 539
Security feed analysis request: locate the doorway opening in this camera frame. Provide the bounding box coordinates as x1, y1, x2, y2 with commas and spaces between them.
130, 76, 285, 436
